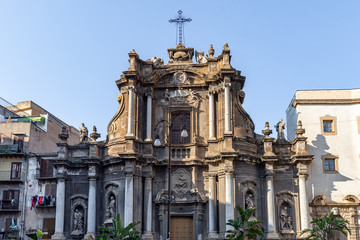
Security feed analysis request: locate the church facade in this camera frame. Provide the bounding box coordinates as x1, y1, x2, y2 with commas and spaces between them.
48, 43, 319, 240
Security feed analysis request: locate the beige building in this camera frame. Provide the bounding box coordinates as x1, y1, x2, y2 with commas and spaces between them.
286, 89, 360, 239
0, 100, 79, 239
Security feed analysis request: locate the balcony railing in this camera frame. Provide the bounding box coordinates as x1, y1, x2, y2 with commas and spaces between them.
0, 144, 23, 153
0, 199, 19, 210
0, 171, 25, 182
171, 147, 191, 160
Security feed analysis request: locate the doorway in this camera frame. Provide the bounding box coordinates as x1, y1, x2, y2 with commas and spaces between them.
170, 216, 193, 240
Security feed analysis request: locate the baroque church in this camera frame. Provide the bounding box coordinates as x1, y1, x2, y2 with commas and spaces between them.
48, 42, 316, 240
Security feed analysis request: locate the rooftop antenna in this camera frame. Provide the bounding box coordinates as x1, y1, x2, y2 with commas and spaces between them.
169, 10, 192, 45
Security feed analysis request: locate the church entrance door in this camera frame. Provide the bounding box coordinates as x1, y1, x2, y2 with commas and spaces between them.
170, 216, 193, 240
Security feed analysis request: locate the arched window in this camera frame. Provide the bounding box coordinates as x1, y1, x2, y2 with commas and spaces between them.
171, 112, 190, 144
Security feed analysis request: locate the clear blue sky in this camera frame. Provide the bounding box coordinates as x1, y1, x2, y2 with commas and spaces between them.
1, 1, 360, 139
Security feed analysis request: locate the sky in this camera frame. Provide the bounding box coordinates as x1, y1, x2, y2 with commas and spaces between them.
1, 0, 360, 140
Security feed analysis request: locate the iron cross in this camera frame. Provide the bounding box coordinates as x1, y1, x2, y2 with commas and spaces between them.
169, 10, 192, 44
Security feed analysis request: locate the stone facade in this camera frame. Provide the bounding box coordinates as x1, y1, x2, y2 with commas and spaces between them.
287, 89, 360, 240
45, 43, 322, 240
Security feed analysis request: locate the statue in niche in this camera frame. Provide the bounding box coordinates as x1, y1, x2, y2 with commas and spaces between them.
79, 123, 88, 142
73, 208, 84, 233
245, 193, 255, 210
105, 195, 116, 219
280, 206, 293, 231
275, 119, 285, 140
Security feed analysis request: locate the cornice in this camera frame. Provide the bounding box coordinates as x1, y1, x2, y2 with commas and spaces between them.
293, 98, 360, 107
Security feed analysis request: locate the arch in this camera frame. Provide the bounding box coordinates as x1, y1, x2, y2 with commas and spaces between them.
344, 195, 360, 203
311, 195, 326, 205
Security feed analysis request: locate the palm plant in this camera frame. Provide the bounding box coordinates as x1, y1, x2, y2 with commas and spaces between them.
25, 229, 47, 240
226, 205, 264, 240
301, 212, 351, 240
95, 213, 140, 240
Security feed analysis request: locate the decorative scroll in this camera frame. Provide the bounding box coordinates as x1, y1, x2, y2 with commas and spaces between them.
107, 93, 125, 133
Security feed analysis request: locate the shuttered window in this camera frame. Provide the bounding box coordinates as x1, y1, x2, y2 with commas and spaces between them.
42, 218, 55, 239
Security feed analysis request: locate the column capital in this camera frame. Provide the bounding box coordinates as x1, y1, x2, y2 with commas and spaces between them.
145, 92, 153, 98
128, 85, 135, 91
224, 82, 231, 89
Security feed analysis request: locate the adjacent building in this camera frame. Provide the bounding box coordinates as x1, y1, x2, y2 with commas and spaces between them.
286, 89, 360, 239
0, 100, 79, 239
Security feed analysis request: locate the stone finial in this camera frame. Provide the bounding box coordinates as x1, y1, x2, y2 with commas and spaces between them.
130, 49, 136, 53
90, 126, 101, 142
58, 127, 69, 142
295, 120, 305, 137
208, 44, 215, 58
223, 43, 229, 51
262, 122, 272, 137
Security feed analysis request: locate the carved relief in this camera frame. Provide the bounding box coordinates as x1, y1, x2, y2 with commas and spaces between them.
195, 50, 208, 64
160, 88, 200, 106
151, 56, 164, 67
172, 168, 191, 199
171, 71, 190, 85
108, 93, 125, 133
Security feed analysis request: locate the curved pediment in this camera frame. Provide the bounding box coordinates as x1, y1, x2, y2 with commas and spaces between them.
155, 67, 206, 87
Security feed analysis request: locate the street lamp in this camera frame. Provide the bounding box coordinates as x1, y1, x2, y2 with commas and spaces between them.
153, 113, 188, 240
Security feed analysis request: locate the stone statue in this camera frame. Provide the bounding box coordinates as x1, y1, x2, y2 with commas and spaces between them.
73, 208, 84, 232
245, 194, 255, 210
195, 50, 209, 63
105, 196, 116, 219
275, 119, 285, 140
79, 123, 88, 142
161, 89, 171, 102
151, 56, 164, 67
280, 206, 293, 231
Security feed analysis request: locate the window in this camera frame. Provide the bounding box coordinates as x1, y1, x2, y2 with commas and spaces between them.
324, 159, 335, 171
45, 184, 57, 197
10, 162, 21, 180
323, 120, 333, 133
171, 112, 190, 144
322, 154, 338, 173
40, 159, 54, 178
2, 190, 20, 209
13, 136, 24, 152
320, 115, 337, 135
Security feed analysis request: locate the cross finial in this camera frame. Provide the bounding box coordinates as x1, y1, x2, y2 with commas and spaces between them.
169, 10, 192, 45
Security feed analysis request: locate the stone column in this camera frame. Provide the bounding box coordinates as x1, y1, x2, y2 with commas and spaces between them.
265, 164, 279, 239
126, 86, 135, 136
208, 174, 218, 238
225, 171, 234, 231
86, 177, 97, 237
145, 93, 152, 142
208, 91, 216, 140
299, 173, 310, 231
124, 172, 134, 227
52, 176, 66, 240
143, 177, 154, 239
224, 83, 232, 134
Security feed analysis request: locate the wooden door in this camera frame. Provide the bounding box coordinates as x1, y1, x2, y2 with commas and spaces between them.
42, 218, 55, 239
170, 216, 193, 240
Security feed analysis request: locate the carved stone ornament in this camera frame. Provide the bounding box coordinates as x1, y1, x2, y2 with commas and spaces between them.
151, 56, 164, 67
108, 93, 125, 133
195, 50, 209, 64
171, 71, 190, 85
172, 168, 191, 199
168, 44, 194, 63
